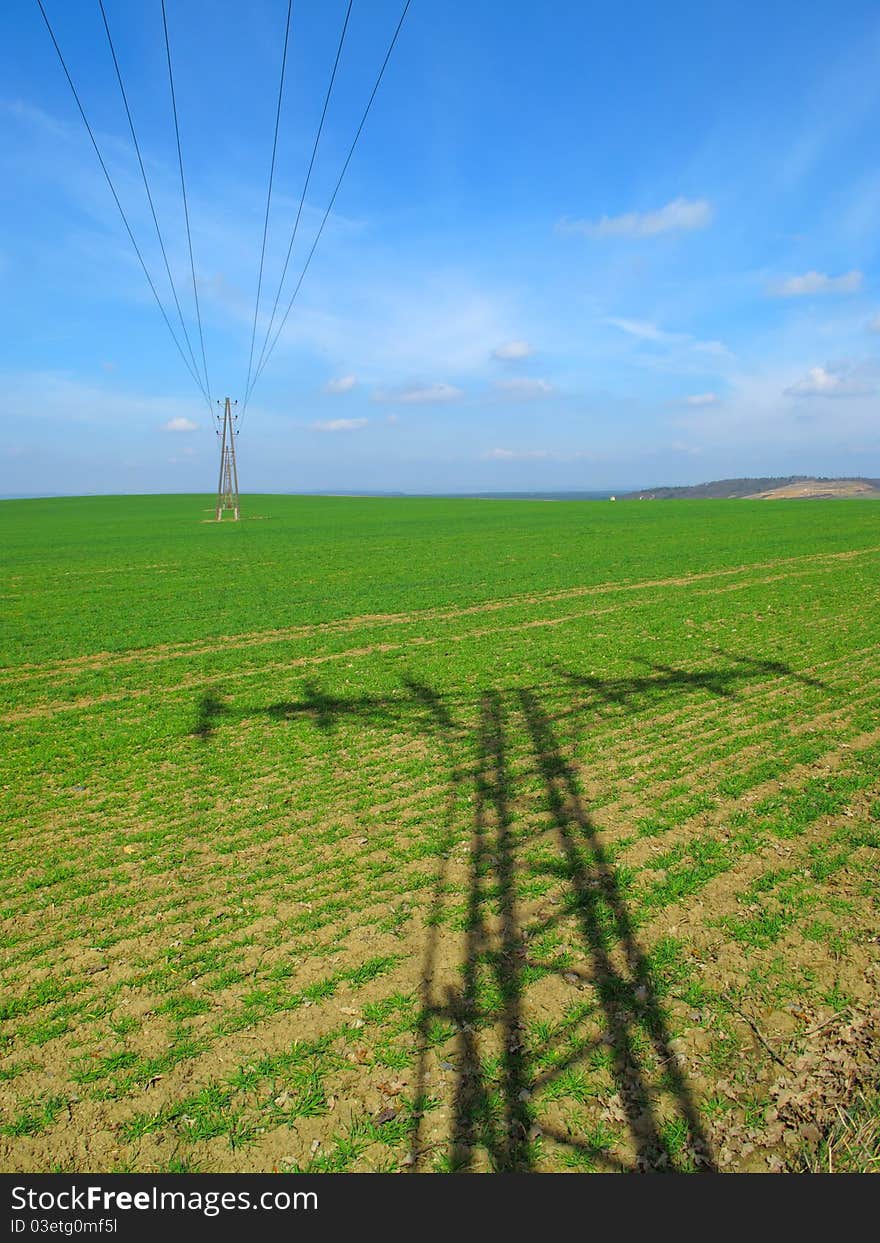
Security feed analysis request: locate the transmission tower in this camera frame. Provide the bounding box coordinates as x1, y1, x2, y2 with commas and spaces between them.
215, 397, 240, 521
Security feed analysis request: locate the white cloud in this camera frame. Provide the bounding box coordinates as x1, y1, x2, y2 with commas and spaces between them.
769, 270, 863, 297
492, 340, 534, 361
5, 98, 514, 390
324, 375, 357, 394
484, 448, 551, 461
607, 317, 682, 343
3, 98, 72, 142
483, 447, 595, 462
493, 377, 555, 399
266, 272, 513, 377
867, 313, 880, 333
163, 417, 199, 432
559, 197, 713, 239
784, 363, 875, 398
311, 418, 368, 432
605, 317, 731, 361
670, 357, 880, 459
685, 392, 720, 406
7, 371, 207, 430
373, 383, 463, 404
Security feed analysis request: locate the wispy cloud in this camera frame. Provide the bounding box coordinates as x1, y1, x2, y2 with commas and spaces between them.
9, 56, 880, 494
672, 358, 880, 460
492, 340, 534, 361
7, 371, 206, 428
606, 317, 683, 344
266, 272, 514, 378
163, 416, 199, 432
559, 197, 712, 239
483, 447, 594, 462
324, 375, 357, 394
373, 383, 463, 404
484, 448, 550, 460
606, 317, 730, 358
769, 270, 863, 297
493, 377, 555, 399
784, 362, 875, 398
668, 440, 704, 457
311, 418, 368, 432
2, 98, 73, 143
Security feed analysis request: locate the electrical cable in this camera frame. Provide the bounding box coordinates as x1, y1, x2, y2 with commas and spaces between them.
97, 0, 211, 415
161, 0, 212, 406
245, 0, 411, 410
34, 0, 209, 402
245, 0, 354, 410
243, 0, 294, 403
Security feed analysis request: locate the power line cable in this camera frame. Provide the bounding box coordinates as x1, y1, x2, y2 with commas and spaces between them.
34, 0, 209, 401
97, 0, 211, 415
245, 0, 411, 409
245, 0, 354, 410
243, 0, 294, 403
160, 0, 212, 407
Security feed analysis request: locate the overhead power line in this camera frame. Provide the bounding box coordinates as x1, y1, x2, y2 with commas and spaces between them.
244, 0, 411, 410
245, 0, 354, 410
161, 0, 212, 409
97, 0, 211, 414
243, 0, 294, 403
34, 0, 209, 401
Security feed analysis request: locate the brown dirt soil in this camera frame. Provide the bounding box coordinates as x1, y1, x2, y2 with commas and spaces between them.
710, 1002, 880, 1170
3, 544, 879, 1174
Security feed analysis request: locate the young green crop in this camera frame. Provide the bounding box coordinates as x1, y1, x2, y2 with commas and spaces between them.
1, 494, 878, 1173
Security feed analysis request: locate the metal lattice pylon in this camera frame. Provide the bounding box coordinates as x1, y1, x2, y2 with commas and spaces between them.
215, 397, 240, 521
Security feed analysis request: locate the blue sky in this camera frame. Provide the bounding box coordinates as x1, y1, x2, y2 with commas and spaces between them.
3, 0, 880, 495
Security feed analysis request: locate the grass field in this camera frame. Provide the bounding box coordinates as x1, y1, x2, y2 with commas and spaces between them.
1, 494, 879, 1173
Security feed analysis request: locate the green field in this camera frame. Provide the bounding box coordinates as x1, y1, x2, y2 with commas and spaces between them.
1, 494, 879, 1172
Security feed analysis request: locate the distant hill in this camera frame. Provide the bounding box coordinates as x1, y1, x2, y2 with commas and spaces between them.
622, 476, 880, 501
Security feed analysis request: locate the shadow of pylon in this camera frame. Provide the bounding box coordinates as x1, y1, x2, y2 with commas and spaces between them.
517, 688, 716, 1171
190, 690, 227, 740
405, 689, 533, 1171
447, 690, 532, 1171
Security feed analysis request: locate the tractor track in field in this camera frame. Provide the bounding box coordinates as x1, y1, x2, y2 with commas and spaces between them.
3, 640, 878, 877
3, 627, 875, 750
4, 708, 879, 1013
3, 760, 877, 1175
1, 616, 587, 723
4, 568, 879, 726
4, 543, 879, 686
3, 700, 878, 1172
6, 499, 880, 1174
10, 652, 878, 887
618, 725, 880, 873
3, 641, 877, 946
